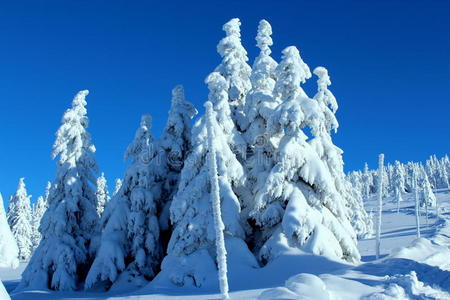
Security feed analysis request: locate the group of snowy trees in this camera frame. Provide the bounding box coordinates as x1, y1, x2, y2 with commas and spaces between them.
347, 155, 449, 211
3, 18, 376, 295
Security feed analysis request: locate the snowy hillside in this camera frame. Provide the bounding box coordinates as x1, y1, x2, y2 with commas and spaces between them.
2, 189, 449, 299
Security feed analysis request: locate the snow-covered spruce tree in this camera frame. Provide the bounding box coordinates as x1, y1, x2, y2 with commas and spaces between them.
241, 19, 280, 218
113, 178, 122, 196
31, 195, 47, 250
19, 90, 99, 291
157, 85, 197, 236
205, 101, 230, 299
437, 157, 450, 189
95, 173, 110, 217
413, 164, 421, 239
375, 154, 384, 259
215, 18, 252, 131
418, 169, 436, 208
393, 160, 406, 213
309, 66, 372, 239
362, 163, 372, 199
158, 73, 256, 288
7, 178, 33, 260
249, 46, 360, 265
0, 193, 19, 268
86, 114, 162, 289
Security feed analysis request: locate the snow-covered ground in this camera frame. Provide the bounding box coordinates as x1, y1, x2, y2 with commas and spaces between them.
3, 189, 450, 299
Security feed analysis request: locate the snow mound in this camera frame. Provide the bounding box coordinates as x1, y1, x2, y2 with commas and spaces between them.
364, 271, 450, 299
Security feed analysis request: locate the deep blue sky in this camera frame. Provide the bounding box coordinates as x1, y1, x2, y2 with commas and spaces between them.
1, 0, 449, 202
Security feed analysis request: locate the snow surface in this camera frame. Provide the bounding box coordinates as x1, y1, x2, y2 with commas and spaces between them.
4, 189, 450, 299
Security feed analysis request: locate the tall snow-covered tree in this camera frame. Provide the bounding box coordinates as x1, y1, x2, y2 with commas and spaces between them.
86, 114, 162, 289
95, 173, 110, 217
215, 18, 252, 130
392, 160, 406, 213
7, 178, 33, 260
362, 163, 372, 199
413, 164, 421, 239
375, 154, 384, 259
31, 196, 47, 250
113, 178, 122, 196
19, 90, 99, 291
418, 168, 436, 208
158, 73, 256, 288
0, 193, 19, 268
241, 19, 279, 217
249, 46, 360, 265
309, 66, 372, 239
205, 101, 230, 299
157, 85, 197, 235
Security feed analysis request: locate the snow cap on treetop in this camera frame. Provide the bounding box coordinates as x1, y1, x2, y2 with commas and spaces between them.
313, 67, 331, 86
140, 114, 152, 129
205, 72, 228, 91
256, 19, 273, 55
171, 85, 185, 104
223, 18, 241, 37
72, 90, 89, 106
204, 101, 213, 110
281, 46, 311, 84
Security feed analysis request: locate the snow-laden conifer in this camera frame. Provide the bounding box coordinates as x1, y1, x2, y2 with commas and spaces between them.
31, 195, 47, 250
7, 178, 33, 260
418, 169, 436, 208
95, 173, 110, 217
241, 19, 279, 216
205, 101, 230, 299
113, 179, 122, 196
375, 154, 384, 259
309, 66, 371, 239
249, 46, 360, 265
0, 193, 19, 268
158, 73, 256, 288
215, 18, 252, 129
413, 165, 421, 239
362, 163, 372, 199
86, 114, 162, 289
393, 160, 406, 213
157, 85, 197, 233
19, 90, 99, 291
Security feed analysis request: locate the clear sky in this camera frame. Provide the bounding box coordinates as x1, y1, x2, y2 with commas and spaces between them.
1, 0, 449, 202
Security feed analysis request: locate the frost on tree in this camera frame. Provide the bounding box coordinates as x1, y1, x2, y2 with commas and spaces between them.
205, 101, 230, 299
7, 178, 33, 261
0, 193, 19, 268
157, 85, 197, 237
86, 115, 162, 290
309, 66, 372, 239
249, 46, 360, 265
241, 19, 280, 217
215, 18, 252, 130
158, 73, 256, 288
113, 178, 122, 196
31, 195, 47, 250
417, 167, 436, 208
393, 161, 406, 213
95, 173, 110, 217
19, 90, 99, 291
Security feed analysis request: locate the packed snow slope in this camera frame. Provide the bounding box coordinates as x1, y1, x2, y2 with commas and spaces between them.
2, 188, 450, 299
